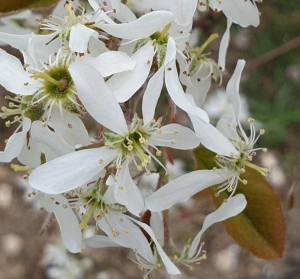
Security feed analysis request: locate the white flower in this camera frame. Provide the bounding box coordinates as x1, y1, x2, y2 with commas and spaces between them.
175, 194, 247, 268
84, 197, 180, 276
29, 63, 200, 215
105, 19, 209, 125
146, 60, 268, 211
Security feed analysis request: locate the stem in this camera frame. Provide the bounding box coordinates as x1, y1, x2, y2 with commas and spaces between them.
245, 35, 300, 72
163, 209, 170, 254
157, 23, 171, 44
196, 33, 219, 56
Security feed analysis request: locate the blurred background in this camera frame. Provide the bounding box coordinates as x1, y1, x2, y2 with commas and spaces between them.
0, 0, 300, 278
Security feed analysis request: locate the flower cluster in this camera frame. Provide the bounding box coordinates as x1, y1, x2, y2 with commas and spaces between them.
0, 0, 266, 277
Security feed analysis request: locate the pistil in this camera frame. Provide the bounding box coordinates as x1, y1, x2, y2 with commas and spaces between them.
196, 33, 219, 56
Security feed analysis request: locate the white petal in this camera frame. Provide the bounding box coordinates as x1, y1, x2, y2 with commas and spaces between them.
129, 217, 181, 275
176, 53, 192, 87
98, 11, 174, 40
69, 23, 98, 53
142, 38, 177, 125
148, 123, 200, 150
187, 94, 238, 157
88, 0, 99, 10
17, 138, 42, 168
79, 51, 136, 77
0, 48, 36, 95
108, 42, 155, 102
146, 169, 230, 211
50, 107, 90, 148
218, 19, 232, 71
0, 118, 31, 163
97, 214, 153, 262
28, 33, 61, 65
46, 194, 82, 253
84, 235, 120, 248
29, 148, 118, 194
115, 160, 144, 216
220, 0, 260, 27
69, 63, 128, 136
88, 36, 109, 57
113, 3, 137, 22
189, 194, 247, 257
0, 32, 32, 50
170, 0, 197, 26
31, 121, 74, 157
216, 117, 239, 139
226, 59, 245, 120
111, 0, 121, 11
150, 212, 164, 246
186, 74, 211, 108
165, 57, 209, 123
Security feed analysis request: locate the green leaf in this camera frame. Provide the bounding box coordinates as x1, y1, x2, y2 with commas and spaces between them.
193, 146, 286, 259
0, 0, 59, 14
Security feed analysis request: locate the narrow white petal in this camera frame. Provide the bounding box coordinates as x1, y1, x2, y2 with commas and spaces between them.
45, 194, 82, 253
216, 117, 239, 139
146, 170, 230, 211
31, 121, 74, 157
28, 33, 61, 64
187, 94, 238, 157
115, 160, 144, 216
79, 51, 136, 77
84, 235, 120, 248
142, 38, 176, 125
88, 0, 99, 10
218, 19, 232, 71
17, 139, 42, 168
165, 54, 209, 122
170, 0, 197, 26
29, 148, 118, 194
220, 0, 260, 27
0, 48, 36, 95
0, 118, 31, 163
98, 11, 174, 40
186, 74, 211, 107
129, 217, 181, 275
148, 123, 200, 150
51, 107, 90, 148
111, 0, 121, 11
69, 23, 98, 53
189, 194, 247, 257
108, 42, 155, 102
0, 32, 32, 50
114, 3, 137, 22
226, 59, 246, 120
69, 63, 128, 136
97, 214, 153, 262
150, 212, 164, 246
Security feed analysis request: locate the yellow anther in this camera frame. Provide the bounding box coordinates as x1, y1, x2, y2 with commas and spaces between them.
156, 150, 162, 157
50, 197, 54, 202
172, 130, 178, 135
263, 148, 267, 152
23, 175, 28, 179
94, 226, 99, 232
114, 176, 119, 182
137, 165, 142, 171
165, 172, 169, 177
113, 231, 120, 237
75, 207, 80, 213
77, 187, 83, 193
171, 139, 176, 144
240, 168, 246, 173
27, 193, 32, 198
127, 145, 133, 151
213, 167, 217, 172
260, 129, 265, 135
5, 121, 10, 127
120, 218, 124, 222
116, 165, 122, 170
156, 128, 162, 134
143, 276, 148, 279
119, 186, 123, 191
150, 119, 156, 124
146, 171, 151, 176
247, 156, 253, 161
104, 142, 110, 147
227, 186, 233, 193
242, 179, 248, 185
230, 152, 234, 158
189, 266, 194, 271
62, 204, 68, 209
99, 159, 104, 164
9, 102, 14, 108
123, 229, 128, 234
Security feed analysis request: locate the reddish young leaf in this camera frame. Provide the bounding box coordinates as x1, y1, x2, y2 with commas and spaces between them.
193, 146, 286, 259
0, 0, 59, 14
